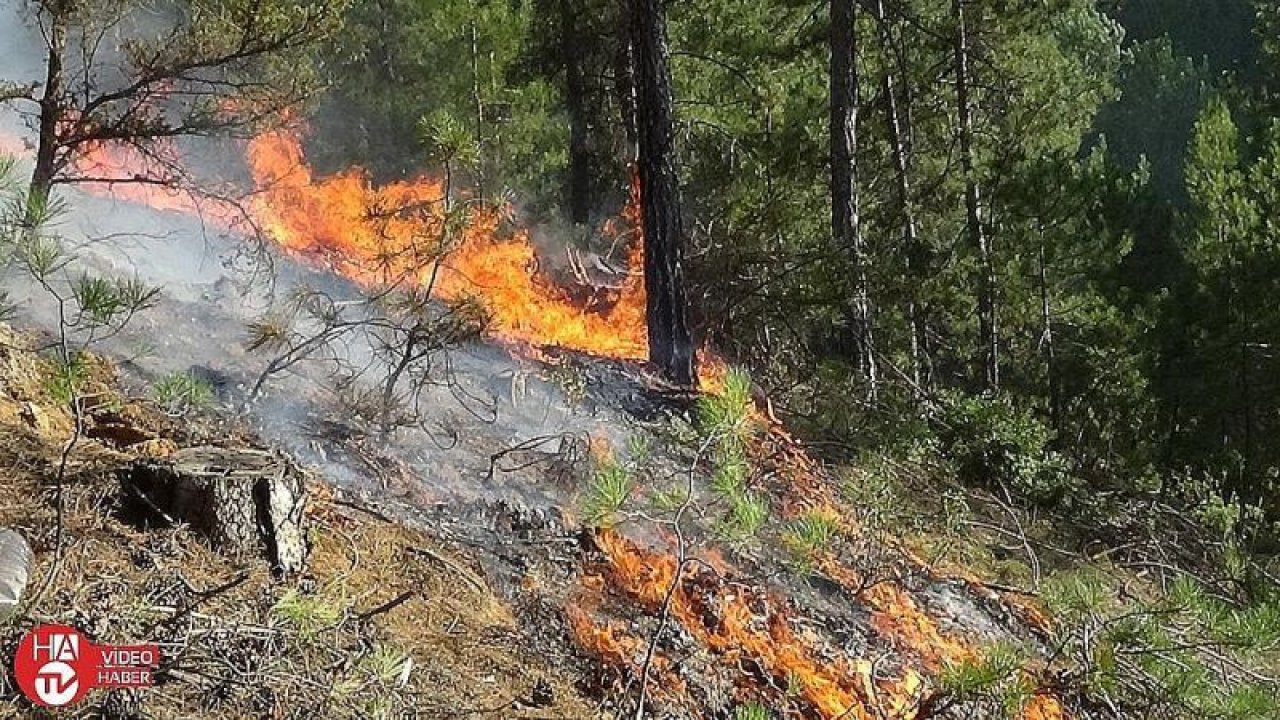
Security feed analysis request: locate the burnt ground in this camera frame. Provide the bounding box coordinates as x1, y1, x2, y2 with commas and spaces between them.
0, 323, 600, 719
0, 183, 1069, 719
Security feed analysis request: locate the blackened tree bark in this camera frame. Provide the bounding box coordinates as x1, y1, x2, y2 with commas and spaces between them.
953, 0, 998, 391
560, 0, 594, 223
829, 0, 877, 397
629, 0, 695, 386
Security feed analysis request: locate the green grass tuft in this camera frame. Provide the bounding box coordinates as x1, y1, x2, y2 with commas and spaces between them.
152, 370, 216, 415
273, 588, 344, 641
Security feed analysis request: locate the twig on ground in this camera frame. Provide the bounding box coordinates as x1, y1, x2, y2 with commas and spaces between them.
633, 431, 716, 720
408, 545, 487, 594
356, 590, 416, 620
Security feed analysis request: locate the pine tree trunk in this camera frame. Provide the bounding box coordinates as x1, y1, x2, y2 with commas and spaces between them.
469, 19, 487, 203
874, 0, 930, 391
561, 0, 593, 224
629, 0, 695, 386
953, 0, 998, 391
830, 0, 877, 398
1038, 236, 1061, 433
615, 0, 639, 162
30, 9, 66, 205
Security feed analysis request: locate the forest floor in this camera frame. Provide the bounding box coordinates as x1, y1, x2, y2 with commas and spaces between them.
0, 323, 598, 719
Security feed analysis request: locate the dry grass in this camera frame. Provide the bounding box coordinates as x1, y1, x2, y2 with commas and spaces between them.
0, 324, 595, 719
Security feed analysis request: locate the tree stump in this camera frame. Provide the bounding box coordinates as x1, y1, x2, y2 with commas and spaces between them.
122, 446, 308, 574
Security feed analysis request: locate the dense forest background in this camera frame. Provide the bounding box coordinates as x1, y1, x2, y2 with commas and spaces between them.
300, 0, 1280, 546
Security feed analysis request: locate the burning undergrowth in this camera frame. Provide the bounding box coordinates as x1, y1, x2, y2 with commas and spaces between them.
571, 527, 922, 719
65, 125, 654, 364
553, 413, 1069, 720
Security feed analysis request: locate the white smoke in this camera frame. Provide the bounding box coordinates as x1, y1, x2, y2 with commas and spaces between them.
0, 0, 639, 509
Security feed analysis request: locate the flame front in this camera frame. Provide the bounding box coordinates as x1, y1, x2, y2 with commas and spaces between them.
588, 528, 927, 719
243, 129, 650, 359
28, 126, 736, 386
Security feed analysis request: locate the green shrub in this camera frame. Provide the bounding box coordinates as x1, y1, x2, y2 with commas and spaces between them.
936, 392, 1078, 507
696, 367, 756, 447
784, 510, 840, 560
696, 367, 770, 541
936, 643, 1032, 718
732, 700, 772, 720
718, 491, 769, 540
273, 588, 344, 642
1041, 567, 1280, 718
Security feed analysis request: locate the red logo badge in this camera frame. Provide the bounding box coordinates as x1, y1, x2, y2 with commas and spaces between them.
14, 625, 159, 708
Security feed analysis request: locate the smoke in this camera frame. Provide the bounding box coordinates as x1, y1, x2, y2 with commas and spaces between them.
0, 0, 42, 145
0, 0, 638, 511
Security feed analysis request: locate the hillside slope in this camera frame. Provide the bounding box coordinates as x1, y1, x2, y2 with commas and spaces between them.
0, 324, 596, 718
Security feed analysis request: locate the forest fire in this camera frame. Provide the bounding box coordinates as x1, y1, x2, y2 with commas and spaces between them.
5, 128, 1069, 719
240, 129, 652, 361
578, 528, 928, 719
64, 129, 653, 362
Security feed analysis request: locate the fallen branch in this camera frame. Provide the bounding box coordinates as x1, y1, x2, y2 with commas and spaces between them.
145, 571, 251, 634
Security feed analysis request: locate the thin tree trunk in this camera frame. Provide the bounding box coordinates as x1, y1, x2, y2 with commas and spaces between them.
1228, 225, 1253, 495
615, 0, 639, 163
953, 0, 998, 391
30, 9, 66, 204
630, 0, 695, 386
469, 18, 486, 203
873, 0, 926, 391
1038, 236, 1061, 433
561, 0, 593, 224
830, 0, 877, 398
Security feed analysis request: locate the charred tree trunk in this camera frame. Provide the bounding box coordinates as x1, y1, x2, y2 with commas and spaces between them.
630, 0, 695, 386
30, 6, 67, 205
953, 0, 998, 391
561, 0, 594, 224
830, 0, 877, 398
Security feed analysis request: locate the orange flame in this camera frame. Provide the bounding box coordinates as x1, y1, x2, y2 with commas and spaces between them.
565, 602, 689, 701
71, 140, 244, 224
592, 528, 927, 719
592, 528, 1064, 720
243, 129, 650, 360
